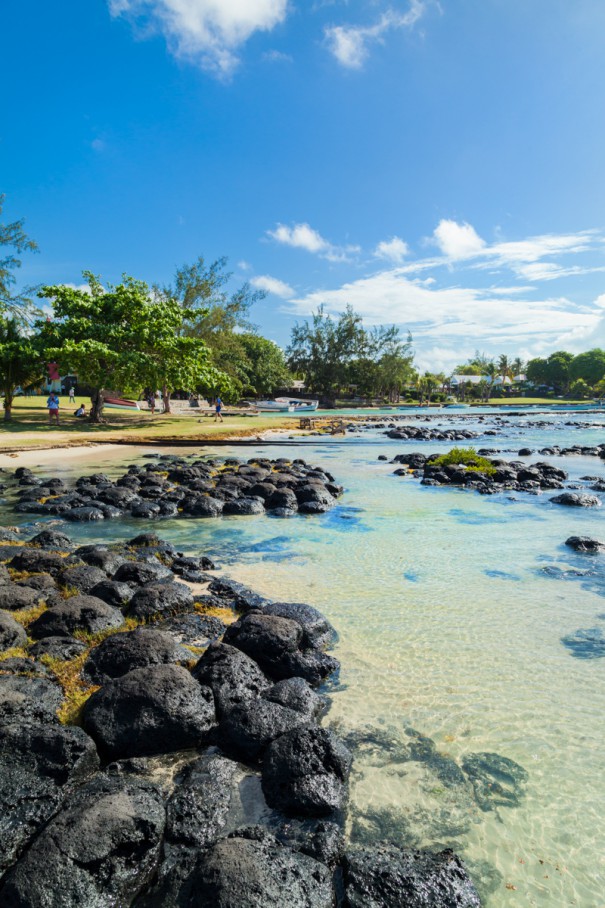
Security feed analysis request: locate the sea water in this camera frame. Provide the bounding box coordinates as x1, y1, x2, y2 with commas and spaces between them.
2, 412, 604, 906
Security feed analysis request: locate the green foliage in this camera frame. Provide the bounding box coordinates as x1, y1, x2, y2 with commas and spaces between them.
0, 194, 39, 320
287, 305, 414, 401
235, 333, 292, 397
569, 349, 605, 385
38, 272, 228, 418
569, 377, 591, 399
0, 317, 45, 420
433, 447, 496, 476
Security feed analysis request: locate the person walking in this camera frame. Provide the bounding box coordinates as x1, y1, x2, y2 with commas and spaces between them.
214, 396, 223, 422
68, 387, 75, 403
47, 391, 60, 425
147, 393, 156, 415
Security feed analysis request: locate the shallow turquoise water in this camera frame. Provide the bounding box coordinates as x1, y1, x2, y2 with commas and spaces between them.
3, 414, 605, 906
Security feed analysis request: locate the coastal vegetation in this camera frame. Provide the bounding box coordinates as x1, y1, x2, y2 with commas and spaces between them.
431, 447, 497, 476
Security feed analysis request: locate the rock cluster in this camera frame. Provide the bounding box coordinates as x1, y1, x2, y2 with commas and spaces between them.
0, 527, 480, 906
385, 426, 480, 442
10, 456, 343, 522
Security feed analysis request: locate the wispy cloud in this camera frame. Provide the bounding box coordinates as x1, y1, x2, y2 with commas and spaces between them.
108, 0, 289, 77
325, 0, 427, 69
251, 274, 294, 297
267, 221, 360, 262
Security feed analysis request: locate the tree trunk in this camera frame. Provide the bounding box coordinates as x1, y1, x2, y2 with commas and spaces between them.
3, 389, 13, 422
162, 385, 171, 414
89, 388, 105, 423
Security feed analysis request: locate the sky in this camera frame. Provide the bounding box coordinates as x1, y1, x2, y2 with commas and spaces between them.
2, 0, 605, 372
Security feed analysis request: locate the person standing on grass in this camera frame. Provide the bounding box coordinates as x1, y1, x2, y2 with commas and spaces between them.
69, 387, 75, 403
214, 396, 223, 422
147, 393, 156, 415
47, 391, 60, 425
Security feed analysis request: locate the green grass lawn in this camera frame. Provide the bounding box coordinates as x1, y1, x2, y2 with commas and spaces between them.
485, 397, 592, 406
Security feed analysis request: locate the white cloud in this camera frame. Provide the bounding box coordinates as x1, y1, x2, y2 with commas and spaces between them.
374, 236, 409, 264
269, 222, 328, 254
325, 1, 426, 69
433, 219, 486, 259
267, 221, 360, 262
237, 260, 252, 271
287, 266, 602, 359
108, 0, 289, 77
251, 274, 294, 297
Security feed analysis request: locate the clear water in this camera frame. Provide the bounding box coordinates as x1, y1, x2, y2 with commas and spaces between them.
3, 412, 605, 906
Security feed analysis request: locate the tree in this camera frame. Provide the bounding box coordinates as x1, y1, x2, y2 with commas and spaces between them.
38, 273, 227, 422
526, 357, 549, 386
0, 318, 44, 420
569, 349, 605, 386
162, 256, 267, 401
235, 333, 292, 398
569, 378, 591, 399
512, 357, 525, 377
0, 194, 38, 320
287, 305, 365, 402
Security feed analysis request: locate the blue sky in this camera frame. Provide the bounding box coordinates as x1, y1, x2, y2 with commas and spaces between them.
3, 0, 605, 371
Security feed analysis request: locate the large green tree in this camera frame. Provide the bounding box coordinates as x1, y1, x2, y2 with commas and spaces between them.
0, 318, 44, 420
235, 333, 292, 398
38, 273, 227, 421
569, 349, 605, 386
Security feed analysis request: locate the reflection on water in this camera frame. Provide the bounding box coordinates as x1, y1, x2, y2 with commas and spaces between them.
2, 412, 605, 906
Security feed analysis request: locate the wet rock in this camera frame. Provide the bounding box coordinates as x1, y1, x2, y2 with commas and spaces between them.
15, 571, 56, 592
0, 774, 166, 907
461, 751, 528, 811
565, 535, 605, 553
28, 594, 125, 639
218, 698, 309, 762
550, 492, 601, 507
273, 817, 345, 867
28, 529, 74, 550
0, 657, 48, 676
139, 754, 239, 906
8, 549, 65, 577
0, 584, 45, 612
0, 675, 63, 723
29, 635, 88, 661
0, 721, 99, 872
223, 497, 266, 516
192, 642, 270, 719
262, 602, 336, 650
343, 845, 481, 908
262, 725, 352, 817
114, 560, 174, 585
58, 563, 109, 594
184, 496, 225, 518
89, 578, 135, 607
82, 627, 191, 684
75, 545, 126, 575
263, 677, 327, 721
0, 611, 27, 652
157, 613, 225, 647
127, 580, 194, 620
208, 577, 270, 612
65, 505, 107, 521
83, 664, 216, 760
183, 829, 333, 908
224, 613, 339, 686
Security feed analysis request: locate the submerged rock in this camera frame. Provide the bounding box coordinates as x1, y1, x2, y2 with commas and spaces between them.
561, 626, 605, 659
461, 751, 528, 811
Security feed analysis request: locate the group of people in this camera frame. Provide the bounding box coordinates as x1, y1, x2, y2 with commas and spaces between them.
45, 389, 225, 424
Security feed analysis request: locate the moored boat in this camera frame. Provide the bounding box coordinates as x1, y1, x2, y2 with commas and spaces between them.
252, 400, 296, 412
104, 397, 141, 411
275, 397, 319, 412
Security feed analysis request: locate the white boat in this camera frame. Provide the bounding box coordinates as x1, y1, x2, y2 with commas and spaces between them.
104, 397, 141, 411
252, 400, 296, 412
275, 397, 319, 412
